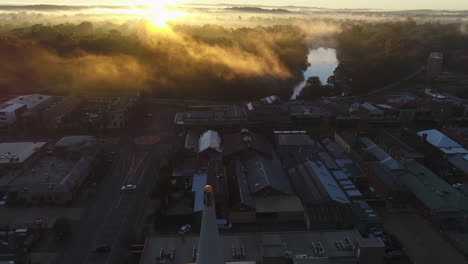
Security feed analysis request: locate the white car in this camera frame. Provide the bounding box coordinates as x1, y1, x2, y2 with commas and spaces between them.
178, 224, 191, 234
121, 184, 137, 191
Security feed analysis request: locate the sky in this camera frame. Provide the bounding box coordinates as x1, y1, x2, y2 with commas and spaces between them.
0, 0, 467, 10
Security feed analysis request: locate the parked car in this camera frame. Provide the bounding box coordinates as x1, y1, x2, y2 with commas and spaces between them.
178, 224, 191, 234
92, 244, 111, 253
121, 184, 137, 191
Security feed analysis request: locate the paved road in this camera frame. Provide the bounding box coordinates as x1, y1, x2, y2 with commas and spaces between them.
52, 136, 173, 264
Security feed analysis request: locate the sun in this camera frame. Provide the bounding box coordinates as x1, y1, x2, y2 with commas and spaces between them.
129, 0, 187, 30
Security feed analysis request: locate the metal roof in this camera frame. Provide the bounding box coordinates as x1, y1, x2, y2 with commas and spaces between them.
304, 160, 350, 204
243, 153, 292, 195
184, 130, 200, 151
199, 130, 222, 153
235, 160, 255, 209
192, 173, 208, 212
360, 137, 403, 170
417, 129, 468, 155
402, 161, 468, 212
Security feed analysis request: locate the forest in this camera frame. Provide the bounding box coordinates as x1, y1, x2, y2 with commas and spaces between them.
1, 6, 467, 100
0, 21, 309, 100
299, 20, 468, 100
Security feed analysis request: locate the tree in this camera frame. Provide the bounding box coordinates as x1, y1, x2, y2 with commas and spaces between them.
297, 76, 328, 100
53, 217, 71, 242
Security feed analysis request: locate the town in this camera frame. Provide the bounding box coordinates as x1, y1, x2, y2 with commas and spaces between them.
0, 50, 468, 264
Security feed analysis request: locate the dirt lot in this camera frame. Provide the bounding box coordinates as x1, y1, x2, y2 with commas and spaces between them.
384, 212, 468, 264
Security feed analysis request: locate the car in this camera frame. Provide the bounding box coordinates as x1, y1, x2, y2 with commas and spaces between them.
121, 184, 137, 191
178, 224, 191, 234
144, 113, 153, 118
92, 244, 111, 253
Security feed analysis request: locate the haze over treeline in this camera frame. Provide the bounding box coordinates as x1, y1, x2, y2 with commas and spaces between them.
0, 5, 467, 99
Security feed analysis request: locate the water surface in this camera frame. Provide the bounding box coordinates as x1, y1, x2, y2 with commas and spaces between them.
291, 47, 338, 99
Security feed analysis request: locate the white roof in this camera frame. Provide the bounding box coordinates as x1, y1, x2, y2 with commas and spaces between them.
417, 129, 468, 154
199, 130, 222, 153
6, 94, 50, 110
0, 103, 24, 113
0, 142, 47, 164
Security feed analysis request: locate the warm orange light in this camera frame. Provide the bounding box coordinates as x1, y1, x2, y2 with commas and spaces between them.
128, 0, 188, 30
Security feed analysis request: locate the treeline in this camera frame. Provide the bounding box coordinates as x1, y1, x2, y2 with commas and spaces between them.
299, 20, 468, 99
0, 22, 309, 100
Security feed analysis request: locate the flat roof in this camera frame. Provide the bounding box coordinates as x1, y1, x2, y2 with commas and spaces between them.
0, 153, 94, 193
0, 142, 47, 165
140, 230, 383, 264
7, 94, 51, 110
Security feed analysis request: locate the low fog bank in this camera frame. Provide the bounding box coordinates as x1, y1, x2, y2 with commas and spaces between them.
0, 5, 467, 100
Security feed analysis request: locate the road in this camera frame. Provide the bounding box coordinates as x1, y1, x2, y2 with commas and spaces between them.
52, 138, 173, 264
50, 102, 181, 264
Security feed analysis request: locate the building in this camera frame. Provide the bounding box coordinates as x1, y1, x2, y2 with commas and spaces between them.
140, 187, 384, 264
275, 132, 322, 169
230, 152, 305, 226
174, 105, 248, 129
0, 142, 47, 169
417, 129, 468, 181
0, 94, 51, 128
0, 136, 97, 205
288, 160, 359, 229
401, 160, 468, 217
139, 229, 385, 264
359, 102, 384, 120
20, 96, 81, 130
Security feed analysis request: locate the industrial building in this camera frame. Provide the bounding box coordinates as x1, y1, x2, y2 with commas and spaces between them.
140, 187, 385, 264
0, 136, 97, 205
0, 94, 52, 128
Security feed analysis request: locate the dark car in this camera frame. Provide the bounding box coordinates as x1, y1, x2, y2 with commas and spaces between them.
92, 244, 111, 253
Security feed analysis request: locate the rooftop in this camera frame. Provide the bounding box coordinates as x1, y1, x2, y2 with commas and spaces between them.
401, 160, 468, 212
240, 152, 292, 195
0, 153, 95, 193
288, 160, 350, 204
0, 142, 47, 165
140, 230, 384, 264
417, 129, 468, 155
5, 94, 51, 110
223, 130, 272, 158
199, 130, 222, 153
359, 137, 403, 171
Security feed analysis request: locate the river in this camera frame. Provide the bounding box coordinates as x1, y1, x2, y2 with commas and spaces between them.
291, 47, 338, 99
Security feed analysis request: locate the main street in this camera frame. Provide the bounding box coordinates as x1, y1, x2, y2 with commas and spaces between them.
52, 102, 181, 264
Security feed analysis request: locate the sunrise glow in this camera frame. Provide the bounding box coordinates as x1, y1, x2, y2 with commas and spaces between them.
128, 0, 187, 30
